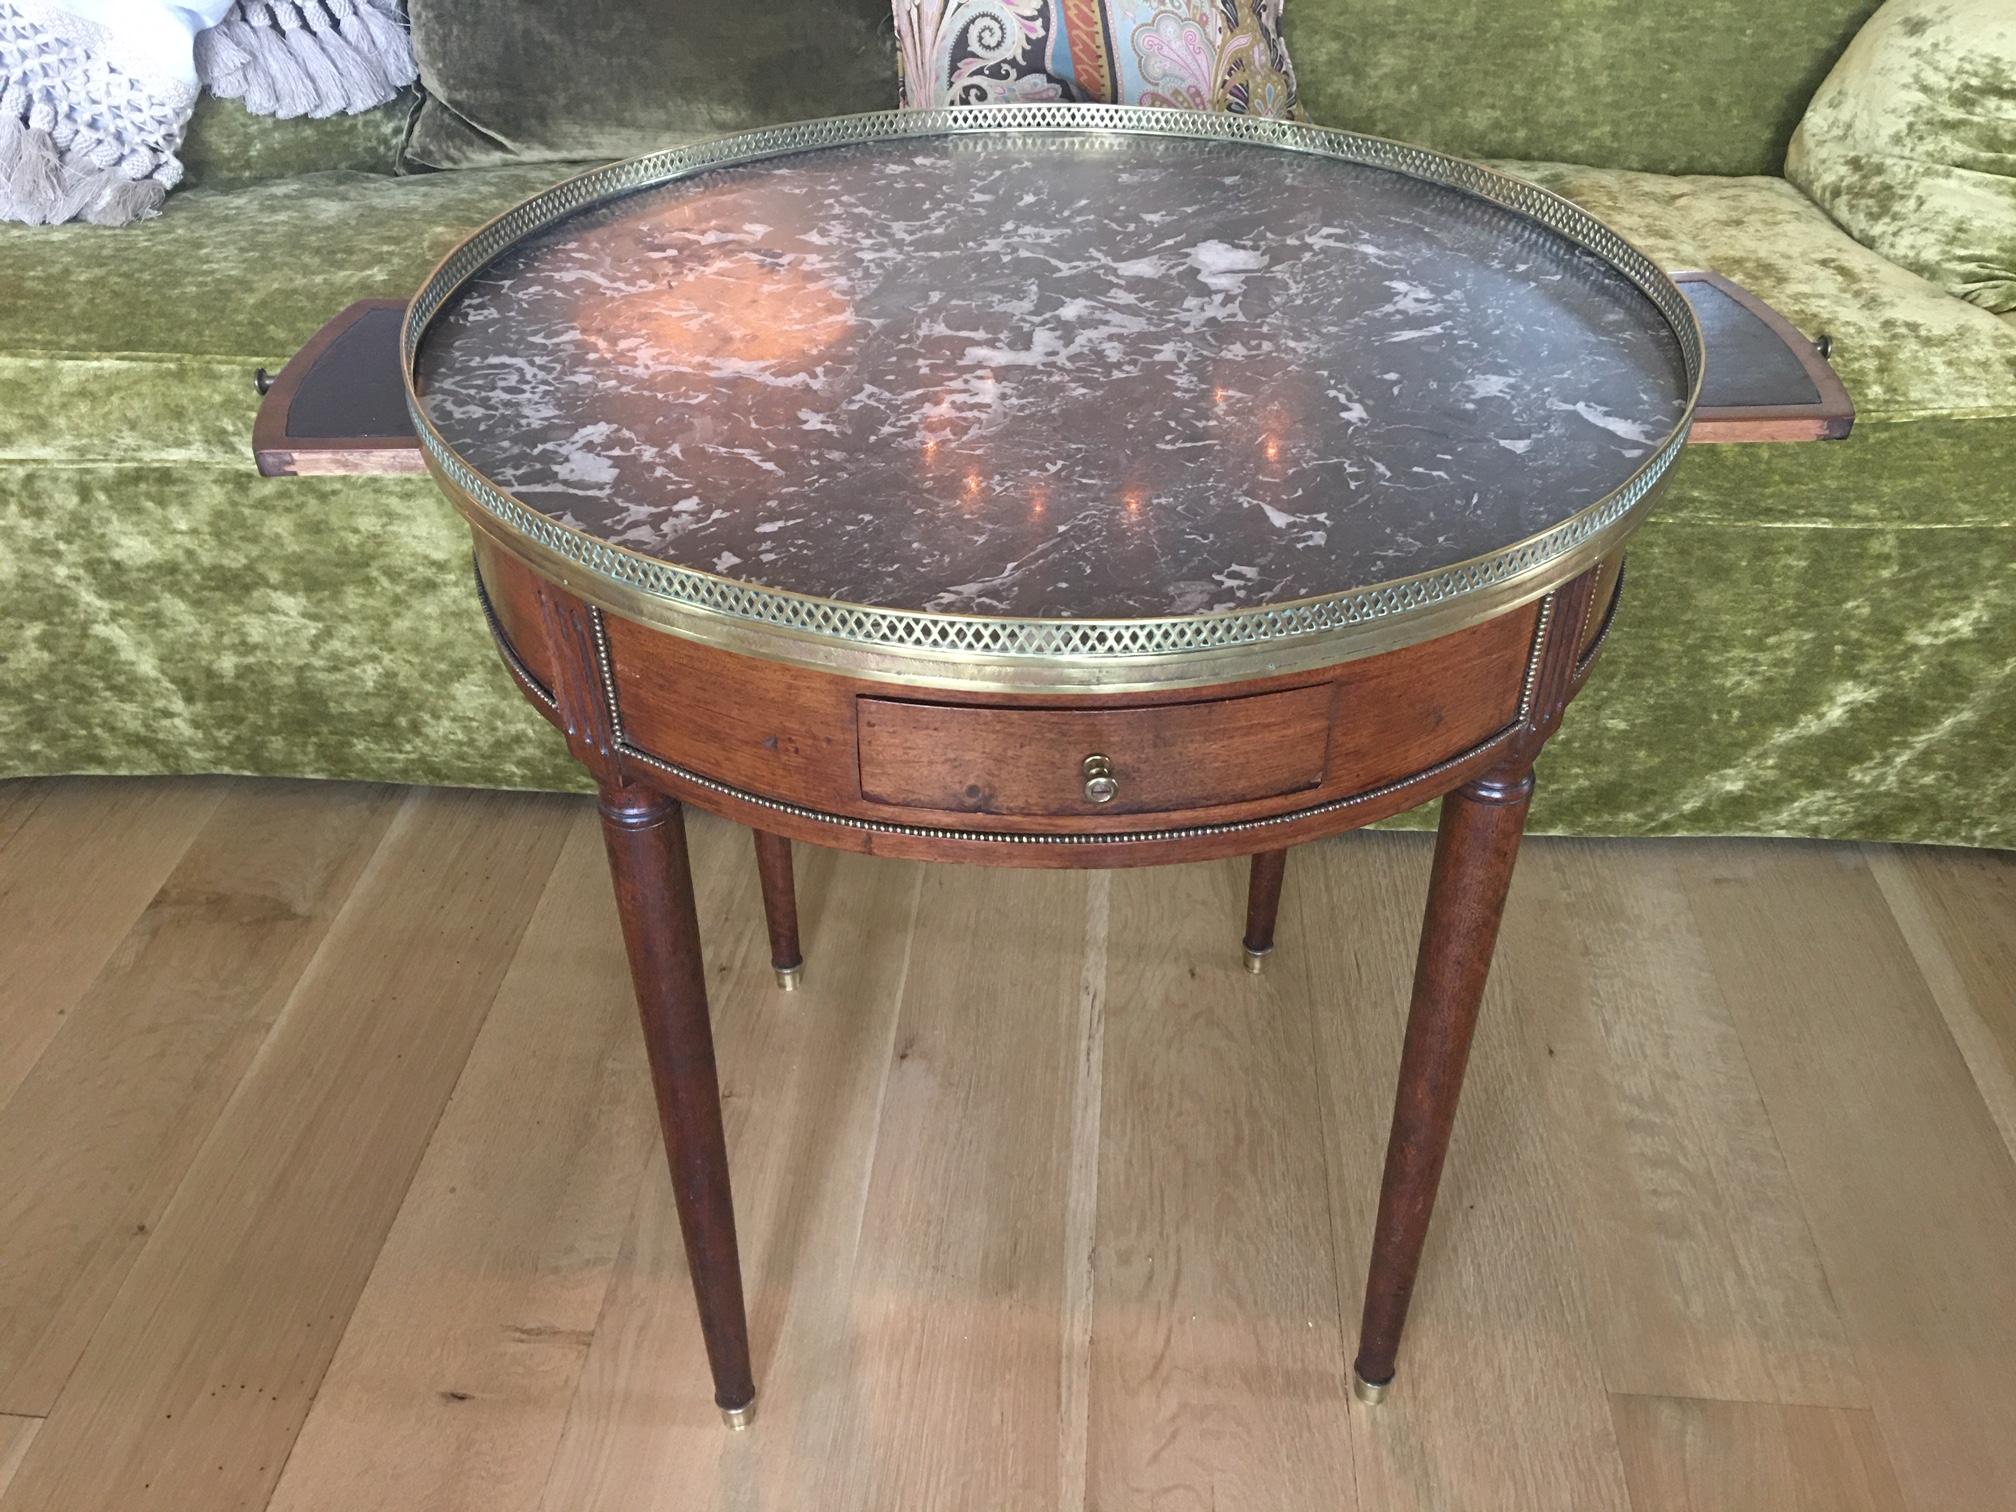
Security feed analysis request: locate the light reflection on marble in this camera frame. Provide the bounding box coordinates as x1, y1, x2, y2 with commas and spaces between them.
417, 133, 1688, 619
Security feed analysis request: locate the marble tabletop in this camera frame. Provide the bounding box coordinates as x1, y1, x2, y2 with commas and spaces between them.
416, 125, 1690, 622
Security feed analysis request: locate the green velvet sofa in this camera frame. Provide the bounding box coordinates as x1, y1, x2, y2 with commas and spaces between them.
4, 0, 2012, 847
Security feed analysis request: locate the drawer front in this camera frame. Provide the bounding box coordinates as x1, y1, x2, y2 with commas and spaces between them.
857, 684, 1334, 817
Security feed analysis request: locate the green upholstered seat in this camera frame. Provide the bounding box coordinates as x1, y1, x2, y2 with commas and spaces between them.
0, 163, 581, 468
0, 160, 595, 795
1499, 163, 2016, 436
3, 117, 2012, 845
1496, 163, 2016, 846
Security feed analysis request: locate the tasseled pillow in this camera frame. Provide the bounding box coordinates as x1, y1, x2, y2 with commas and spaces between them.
0, 0, 415, 227
197, 1, 416, 118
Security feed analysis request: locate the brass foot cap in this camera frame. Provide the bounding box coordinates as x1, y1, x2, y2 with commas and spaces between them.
774, 964, 803, 992
1351, 1371, 1392, 1407
1242, 945, 1272, 975
721, 1398, 757, 1430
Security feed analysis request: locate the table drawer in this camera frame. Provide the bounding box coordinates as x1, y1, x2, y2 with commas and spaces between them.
857, 685, 1333, 817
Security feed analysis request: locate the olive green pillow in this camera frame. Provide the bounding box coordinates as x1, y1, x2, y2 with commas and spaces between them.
180, 93, 414, 191
1786, 0, 2016, 313
402, 0, 895, 170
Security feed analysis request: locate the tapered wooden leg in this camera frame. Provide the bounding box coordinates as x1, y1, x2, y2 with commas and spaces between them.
751, 828, 803, 990
1352, 766, 1535, 1404
1242, 848, 1290, 973
599, 784, 757, 1427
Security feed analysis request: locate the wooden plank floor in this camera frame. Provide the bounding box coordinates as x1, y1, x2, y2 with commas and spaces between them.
0, 775, 2011, 1512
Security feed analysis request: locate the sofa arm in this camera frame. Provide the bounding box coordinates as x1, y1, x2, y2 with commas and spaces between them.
1785, 0, 2015, 315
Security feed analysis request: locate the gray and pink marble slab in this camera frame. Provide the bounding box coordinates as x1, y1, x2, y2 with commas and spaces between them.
416, 131, 1688, 620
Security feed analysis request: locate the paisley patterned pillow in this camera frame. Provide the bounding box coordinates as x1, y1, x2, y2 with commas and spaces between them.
894, 0, 1300, 119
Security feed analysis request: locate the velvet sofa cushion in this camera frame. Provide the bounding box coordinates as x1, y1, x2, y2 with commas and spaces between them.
1785, 0, 2016, 315
0, 161, 581, 469
177, 91, 414, 191
401, 0, 895, 170
397, 0, 1881, 176
1491, 160, 2016, 438
1288, 0, 1882, 177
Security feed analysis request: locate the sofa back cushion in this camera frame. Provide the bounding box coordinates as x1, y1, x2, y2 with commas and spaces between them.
394, 0, 1879, 177
402, 0, 895, 169
1289, 0, 1881, 177
1786, 0, 2016, 314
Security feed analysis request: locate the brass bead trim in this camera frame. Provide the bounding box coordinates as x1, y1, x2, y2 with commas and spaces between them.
614, 726, 1519, 848
1576, 569, 1606, 655
588, 606, 626, 745
473, 561, 559, 712
1575, 561, 1627, 675
1517, 592, 1554, 725
408, 105, 1703, 687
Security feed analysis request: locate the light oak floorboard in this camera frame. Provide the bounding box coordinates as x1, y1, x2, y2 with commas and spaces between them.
0, 781, 399, 1414
1612, 1394, 1908, 1512
0, 788, 574, 1512
0, 781, 47, 852
1681, 843, 2016, 1512
265, 808, 659, 1512
1494, 842, 1862, 1406
1089, 858, 1357, 1511
1054, 869, 1110, 1512
0, 1419, 34, 1500
1300, 832, 1631, 1512
1866, 844, 2016, 1168
6, 777, 2015, 1510
536, 819, 925, 1512
809, 863, 1095, 1512
0, 779, 222, 1103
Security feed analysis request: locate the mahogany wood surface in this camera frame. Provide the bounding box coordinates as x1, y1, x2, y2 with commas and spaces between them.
476, 536, 1551, 865
750, 830, 802, 977
857, 684, 1334, 817
251, 301, 426, 478
596, 784, 755, 1415
472, 532, 556, 692
1242, 849, 1289, 962
1353, 762, 1536, 1390
1580, 555, 1625, 661
1673, 271, 1855, 443
591, 562, 1540, 839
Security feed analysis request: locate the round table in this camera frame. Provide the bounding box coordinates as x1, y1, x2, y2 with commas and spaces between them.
404, 104, 1700, 1428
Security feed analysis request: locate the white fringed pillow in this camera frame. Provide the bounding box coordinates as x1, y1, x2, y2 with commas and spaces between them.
0, 0, 413, 226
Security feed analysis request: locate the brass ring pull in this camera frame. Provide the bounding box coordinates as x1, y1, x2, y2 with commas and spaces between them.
1082, 753, 1118, 804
